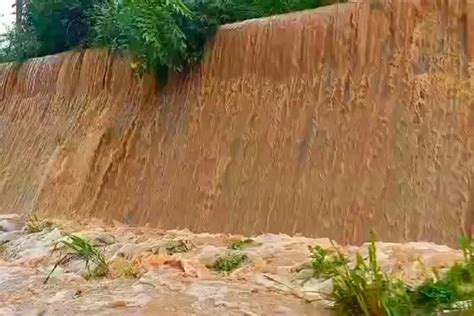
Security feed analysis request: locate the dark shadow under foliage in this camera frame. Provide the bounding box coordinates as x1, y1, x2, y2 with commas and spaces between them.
26, 0, 99, 56
1, 0, 102, 62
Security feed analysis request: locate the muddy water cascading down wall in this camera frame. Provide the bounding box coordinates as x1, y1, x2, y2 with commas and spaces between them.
1, 0, 474, 245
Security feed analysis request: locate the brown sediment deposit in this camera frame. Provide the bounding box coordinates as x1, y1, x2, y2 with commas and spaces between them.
1, 0, 474, 246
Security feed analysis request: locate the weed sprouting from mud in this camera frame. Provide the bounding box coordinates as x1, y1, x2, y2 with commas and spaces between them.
211, 254, 247, 272
308, 233, 474, 315
309, 245, 348, 278
45, 235, 108, 284
165, 240, 191, 255
411, 235, 474, 314
25, 214, 52, 233
329, 232, 413, 315
230, 238, 254, 250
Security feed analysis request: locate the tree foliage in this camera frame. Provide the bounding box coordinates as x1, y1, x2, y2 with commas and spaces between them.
92, 0, 196, 75
1, 0, 99, 62
1, 0, 345, 78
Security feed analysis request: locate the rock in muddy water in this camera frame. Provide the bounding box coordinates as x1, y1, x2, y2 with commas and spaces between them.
89, 232, 117, 246
0, 231, 23, 243
0, 214, 25, 232
41, 228, 62, 242
46, 289, 79, 303
4, 228, 63, 261
294, 268, 314, 280
111, 242, 151, 260
6, 236, 50, 261
196, 245, 227, 267
0, 308, 46, 316
301, 277, 333, 296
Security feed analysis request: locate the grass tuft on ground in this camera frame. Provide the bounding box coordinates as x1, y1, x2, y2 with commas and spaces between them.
307, 232, 474, 315
45, 234, 108, 283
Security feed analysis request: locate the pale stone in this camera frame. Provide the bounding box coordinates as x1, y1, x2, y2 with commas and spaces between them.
196, 245, 226, 266
0, 215, 25, 232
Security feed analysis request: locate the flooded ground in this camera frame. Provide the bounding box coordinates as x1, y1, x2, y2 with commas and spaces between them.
0, 214, 463, 315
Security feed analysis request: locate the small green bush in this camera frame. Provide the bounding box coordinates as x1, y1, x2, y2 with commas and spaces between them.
45, 235, 108, 283
412, 278, 458, 313
305, 233, 474, 315
412, 235, 474, 313
92, 0, 195, 77
211, 253, 247, 272
330, 233, 413, 316
25, 214, 53, 233
230, 238, 253, 250
165, 240, 191, 254
309, 245, 348, 278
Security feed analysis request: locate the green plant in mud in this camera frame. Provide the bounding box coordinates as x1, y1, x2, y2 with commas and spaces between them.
211, 253, 247, 272
45, 235, 108, 284
324, 232, 413, 316
165, 240, 191, 255
230, 238, 253, 250
411, 235, 474, 314
309, 244, 348, 278
412, 277, 459, 314
308, 233, 474, 315
25, 214, 53, 233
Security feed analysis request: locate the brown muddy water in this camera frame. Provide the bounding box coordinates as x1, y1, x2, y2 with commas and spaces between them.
0, 214, 463, 315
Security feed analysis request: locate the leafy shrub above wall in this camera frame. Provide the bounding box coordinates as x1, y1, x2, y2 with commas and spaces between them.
0, 0, 345, 79
91, 0, 199, 76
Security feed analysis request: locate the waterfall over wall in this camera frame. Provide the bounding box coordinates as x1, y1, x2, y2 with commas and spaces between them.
1, 0, 474, 245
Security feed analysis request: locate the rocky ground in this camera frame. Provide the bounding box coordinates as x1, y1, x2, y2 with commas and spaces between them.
0, 214, 463, 316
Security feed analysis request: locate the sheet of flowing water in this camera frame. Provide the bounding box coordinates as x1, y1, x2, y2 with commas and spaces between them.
0, 0, 474, 246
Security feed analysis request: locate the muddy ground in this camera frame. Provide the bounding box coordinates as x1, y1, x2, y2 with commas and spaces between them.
0, 215, 463, 315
